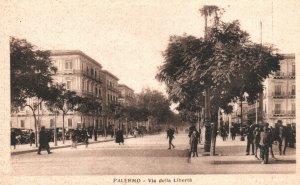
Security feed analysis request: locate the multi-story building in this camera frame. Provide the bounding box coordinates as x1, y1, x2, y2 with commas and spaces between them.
118, 84, 134, 106
261, 53, 295, 126
101, 70, 119, 128
225, 53, 295, 127
11, 50, 104, 130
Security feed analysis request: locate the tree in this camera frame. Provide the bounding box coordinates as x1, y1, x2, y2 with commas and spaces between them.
137, 88, 173, 125
156, 6, 282, 155
10, 37, 57, 109
10, 37, 57, 147
46, 84, 81, 144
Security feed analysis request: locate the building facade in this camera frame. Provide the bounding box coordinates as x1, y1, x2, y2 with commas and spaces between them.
118, 84, 134, 106
11, 50, 104, 130
101, 70, 120, 128
224, 53, 295, 127
262, 54, 295, 126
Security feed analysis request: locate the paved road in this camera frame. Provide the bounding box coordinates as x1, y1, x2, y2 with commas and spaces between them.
11, 133, 296, 175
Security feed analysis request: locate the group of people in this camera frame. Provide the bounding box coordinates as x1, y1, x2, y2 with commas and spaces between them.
11, 129, 35, 149
244, 121, 295, 164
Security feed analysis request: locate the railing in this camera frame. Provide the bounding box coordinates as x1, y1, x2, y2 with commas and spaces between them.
272, 92, 285, 98
80, 70, 102, 83
272, 110, 285, 115
287, 91, 295, 98
273, 72, 285, 78
288, 72, 295, 78
286, 110, 296, 115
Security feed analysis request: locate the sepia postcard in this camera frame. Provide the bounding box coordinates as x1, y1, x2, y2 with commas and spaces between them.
0, 0, 299, 185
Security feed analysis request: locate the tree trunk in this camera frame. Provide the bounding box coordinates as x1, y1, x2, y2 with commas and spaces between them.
204, 88, 211, 152
33, 113, 38, 148
210, 113, 218, 156
62, 113, 65, 144
54, 111, 57, 146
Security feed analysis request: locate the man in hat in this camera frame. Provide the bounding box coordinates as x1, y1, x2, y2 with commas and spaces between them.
37, 126, 52, 155
259, 123, 272, 164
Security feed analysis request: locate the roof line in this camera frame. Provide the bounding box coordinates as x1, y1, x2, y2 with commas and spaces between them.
50, 50, 102, 68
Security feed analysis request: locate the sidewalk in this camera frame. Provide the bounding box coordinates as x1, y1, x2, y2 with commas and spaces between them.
191, 135, 296, 167
11, 135, 134, 155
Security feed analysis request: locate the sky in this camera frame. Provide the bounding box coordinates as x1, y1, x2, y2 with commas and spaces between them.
5, 0, 300, 96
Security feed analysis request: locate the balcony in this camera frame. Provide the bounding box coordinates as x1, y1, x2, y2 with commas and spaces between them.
59, 69, 74, 74
272, 110, 285, 116
81, 70, 102, 84
273, 72, 285, 79
272, 92, 285, 98
286, 110, 296, 116
287, 92, 295, 98
288, 72, 295, 79
107, 86, 119, 93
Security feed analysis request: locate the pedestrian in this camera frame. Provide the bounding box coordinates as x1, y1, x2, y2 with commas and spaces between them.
268, 126, 275, 159
259, 123, 272, 164
230, 126, 236, 140
29, 130, 35, 147
167, 127, 175, 149
93, 128, 97, 141
115, 128, 124, 145
133, 127, 138, 138
221, 126, 227, 141
11, 130, 17, 149
83, 128, 89, 148
246, 123, 255, 155
253, 125, 261, 159
277, 121, 287, 155
71, 129, 78, 149
190, 130, 199, 157
37, 126, 52, 155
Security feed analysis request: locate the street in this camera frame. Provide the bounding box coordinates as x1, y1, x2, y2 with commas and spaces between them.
11, 133, 296, 175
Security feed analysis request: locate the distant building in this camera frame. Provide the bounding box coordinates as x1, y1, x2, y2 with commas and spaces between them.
261, 54, 295, 126
225, 53, 295, 127
101, 70, 119, 128
118, 84, 134, 106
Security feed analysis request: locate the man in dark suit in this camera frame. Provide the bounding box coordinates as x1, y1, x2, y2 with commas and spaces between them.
167, 128, 175, 149
246, 122, 255, 155
37, 126, 52, 155
260, 123, 272, 164
278, 123, 287, 155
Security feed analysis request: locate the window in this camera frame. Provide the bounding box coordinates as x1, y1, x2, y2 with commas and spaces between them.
82, 80, 85, 91
291, 85, 295, 95
68, 119, 72, 127
50, 119, 54, 128
292, 65, 295, 76
275, 103, 281, 114
65, 60, 73, 69
21, 120, 25, 128
275, 85, 281, 95
66, 81, 72, 90
87, 83, 89, 92
95, 87, 98, 95
291, 103, 295, 114
99, 89, 101, 96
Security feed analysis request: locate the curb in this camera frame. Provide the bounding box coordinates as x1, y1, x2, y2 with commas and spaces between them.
11, 136, 135, 156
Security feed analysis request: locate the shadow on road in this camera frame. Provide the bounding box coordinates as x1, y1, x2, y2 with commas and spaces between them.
212, 159, 296, 165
